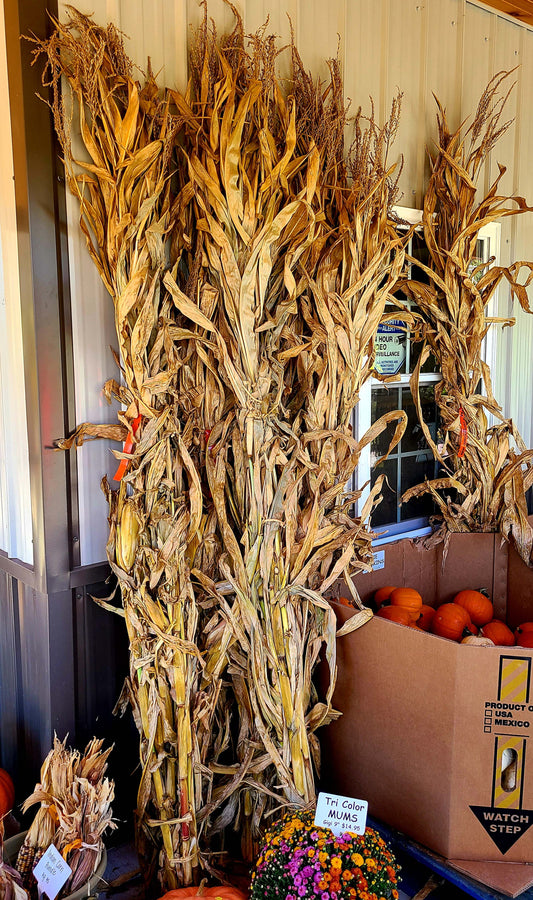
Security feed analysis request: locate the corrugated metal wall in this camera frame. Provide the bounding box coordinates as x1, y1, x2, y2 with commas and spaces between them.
59, 0, 533, 564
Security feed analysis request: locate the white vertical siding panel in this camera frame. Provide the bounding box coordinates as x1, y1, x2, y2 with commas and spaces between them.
462, 0, 493, 213
0, 7, 32, 563
66, 192, 119, 566
425, 0, 464, 139
506, 27, 533, 445
187, 0, 238, 40
489, 16, 520, 417
164, 2, 189, 92
295, 0, 347, 84
489, 17, 520, 200
385, 0, 426, 208
344, 1, 387, 128
244, 0, 299, 82
462, 3, 493, 131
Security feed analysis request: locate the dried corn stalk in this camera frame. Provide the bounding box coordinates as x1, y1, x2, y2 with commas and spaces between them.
398, 71, 533, 564
29, 4, 406, 887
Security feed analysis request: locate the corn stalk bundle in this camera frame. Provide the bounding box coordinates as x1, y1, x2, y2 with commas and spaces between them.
29, 4, 406, 887
173, 15, 407, 860
397, 71, 533, 564
16, 736, 115, 898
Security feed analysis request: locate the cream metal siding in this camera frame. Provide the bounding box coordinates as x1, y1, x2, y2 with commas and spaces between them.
58, 0, 533, 563
0, 0, 32, 564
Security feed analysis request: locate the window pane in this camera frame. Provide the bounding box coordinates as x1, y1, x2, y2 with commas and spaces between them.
410, 232, 430, 281
370, 458, 398, 527
370, 388, 400, 459
400, 455, 436, 521
409, 339, 438, 374
401, 385, 437, 453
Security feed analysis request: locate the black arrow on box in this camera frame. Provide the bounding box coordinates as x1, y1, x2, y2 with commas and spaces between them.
469, 806, 533, 854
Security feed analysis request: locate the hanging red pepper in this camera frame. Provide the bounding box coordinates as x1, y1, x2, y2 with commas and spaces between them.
458, 406, 468, 458
113, 413, 143, 481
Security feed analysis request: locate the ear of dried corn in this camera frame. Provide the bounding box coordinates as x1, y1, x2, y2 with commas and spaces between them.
397, 71, 533, 564
29, 4, 406, 887
16, 736, 115, 899
0, 822, 29, 900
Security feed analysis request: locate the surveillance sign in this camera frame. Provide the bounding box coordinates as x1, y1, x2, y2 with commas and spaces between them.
373, 320, 406, 376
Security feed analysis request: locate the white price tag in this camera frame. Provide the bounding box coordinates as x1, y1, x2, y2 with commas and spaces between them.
314, 791, 368, 836
33, 844, 72, 900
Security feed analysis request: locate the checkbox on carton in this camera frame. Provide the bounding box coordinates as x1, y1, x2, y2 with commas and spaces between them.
484, 725, 492, 733
485, 708, 493, 717
484, 717, 492, 725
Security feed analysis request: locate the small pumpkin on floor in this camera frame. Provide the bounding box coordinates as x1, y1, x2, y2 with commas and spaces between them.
160, 882, 247, 900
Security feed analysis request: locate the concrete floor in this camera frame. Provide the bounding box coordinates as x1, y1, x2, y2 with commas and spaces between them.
101, 841, 143, 900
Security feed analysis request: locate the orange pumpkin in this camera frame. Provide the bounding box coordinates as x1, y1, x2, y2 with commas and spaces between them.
160, 883, 247, 900
453, 590, 493, 627
431, 603, 474, 642
389, 588, 423, 622
481, 620, 515, 647
516, 622, 533, 633
0, 768, 15, 817
515, 631, 533, 648
336, 595, 354, 609
376, 607, 411, 626
418, 604, 436, 631
373, 586, 397, 608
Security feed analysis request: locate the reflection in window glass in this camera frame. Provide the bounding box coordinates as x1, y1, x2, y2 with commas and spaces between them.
400, 455, 436, 521
402, 386, 437, 453
370, 388, 399, 458
369, 384, 439, 527
370, 458, 398, 528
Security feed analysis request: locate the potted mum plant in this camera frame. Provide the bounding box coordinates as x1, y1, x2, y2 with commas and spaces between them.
250, 810, 400, 900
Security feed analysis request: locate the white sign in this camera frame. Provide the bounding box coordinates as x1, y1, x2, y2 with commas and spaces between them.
33, 844, 72, 900
373, 549, 385, 571
374, 320, 406, 376
314, 791, 368, 836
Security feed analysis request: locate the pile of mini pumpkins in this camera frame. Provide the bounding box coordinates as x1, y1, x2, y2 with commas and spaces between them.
371, 586, 533, 647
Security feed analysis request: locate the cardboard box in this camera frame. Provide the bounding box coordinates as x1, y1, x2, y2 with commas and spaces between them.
320, 531, 533, 864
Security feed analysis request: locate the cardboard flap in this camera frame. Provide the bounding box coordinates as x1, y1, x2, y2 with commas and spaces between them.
448, 857, 533, 897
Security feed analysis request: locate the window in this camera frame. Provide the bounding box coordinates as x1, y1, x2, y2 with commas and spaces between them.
354, 211, 501, 544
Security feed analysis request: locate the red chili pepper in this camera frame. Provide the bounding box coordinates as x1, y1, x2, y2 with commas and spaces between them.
113, 413, 143, 481
458, 407, 468, 458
